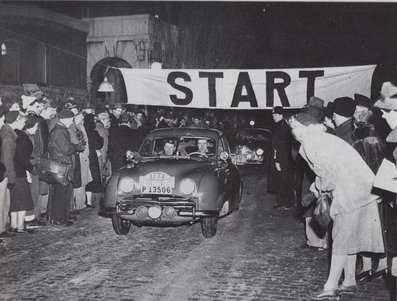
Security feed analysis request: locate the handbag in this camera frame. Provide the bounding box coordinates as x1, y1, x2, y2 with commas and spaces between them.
38, 156, 71, 186
313, 193, 332, 230
38, 127, 72, 186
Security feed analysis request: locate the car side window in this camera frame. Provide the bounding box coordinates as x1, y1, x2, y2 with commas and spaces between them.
139, 139, 151, 156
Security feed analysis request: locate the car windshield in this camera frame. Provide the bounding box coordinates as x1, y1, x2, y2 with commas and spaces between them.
139, 136, 217, 159
236, 129, 270, 141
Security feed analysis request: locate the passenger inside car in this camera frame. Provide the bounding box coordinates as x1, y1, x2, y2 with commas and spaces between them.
158, 139, 177, 156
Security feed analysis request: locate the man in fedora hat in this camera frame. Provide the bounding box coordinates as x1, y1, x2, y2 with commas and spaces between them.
294, 97, 330, 251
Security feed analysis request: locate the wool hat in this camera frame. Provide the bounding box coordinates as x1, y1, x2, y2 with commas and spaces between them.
272, 106, 284, 115
5, 111, 19, 124
333, 97, 356, 118
58, 109, 74, 119
354, 93, 372, 108
373, 82, 397, 111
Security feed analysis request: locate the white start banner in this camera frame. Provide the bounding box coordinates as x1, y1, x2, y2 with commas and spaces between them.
119, 64, 376, 109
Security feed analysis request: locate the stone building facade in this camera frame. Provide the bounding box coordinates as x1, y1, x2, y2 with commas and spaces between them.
85, 14, 179, 105
0, 3, 179, 108
0, 3, 89, 108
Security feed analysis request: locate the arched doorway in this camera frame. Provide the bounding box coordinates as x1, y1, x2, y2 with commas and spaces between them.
90, 57, 132, 106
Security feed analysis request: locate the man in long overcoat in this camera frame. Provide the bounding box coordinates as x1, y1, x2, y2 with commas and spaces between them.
268, 106, 295, 209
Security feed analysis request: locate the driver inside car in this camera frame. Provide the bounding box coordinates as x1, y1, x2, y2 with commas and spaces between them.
197, 139, 209, 154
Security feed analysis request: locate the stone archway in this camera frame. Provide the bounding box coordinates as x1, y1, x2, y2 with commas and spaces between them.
90, 57, 131, 106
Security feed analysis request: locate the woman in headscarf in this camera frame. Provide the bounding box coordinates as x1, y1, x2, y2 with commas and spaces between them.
288, 109, 384, 300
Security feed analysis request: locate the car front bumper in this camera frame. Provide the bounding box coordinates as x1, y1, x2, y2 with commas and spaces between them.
102, 196, 219, 223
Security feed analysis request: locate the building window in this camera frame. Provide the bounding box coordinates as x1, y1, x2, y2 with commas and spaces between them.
1, 41, 20, 83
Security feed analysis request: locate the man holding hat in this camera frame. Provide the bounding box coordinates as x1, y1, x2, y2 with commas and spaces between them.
333, 96, 356, 145
47, 109, 84, 226
268, 106, 295, 210
0, 110, 26, 238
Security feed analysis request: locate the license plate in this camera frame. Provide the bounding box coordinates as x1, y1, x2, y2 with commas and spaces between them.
139, 172, 175, 195
141, 185, 172, 194
232, 156, 244, 165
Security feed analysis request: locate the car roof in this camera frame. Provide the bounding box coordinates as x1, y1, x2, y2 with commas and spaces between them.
146, 127, 224, 140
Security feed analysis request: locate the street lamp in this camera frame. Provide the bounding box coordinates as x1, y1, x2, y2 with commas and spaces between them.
97, 66, 114, 104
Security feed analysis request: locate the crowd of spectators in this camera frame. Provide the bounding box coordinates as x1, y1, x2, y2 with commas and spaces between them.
0, 92, 255, 238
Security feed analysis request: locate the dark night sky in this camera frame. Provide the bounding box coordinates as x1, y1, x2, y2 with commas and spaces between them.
12, 1, 397, 68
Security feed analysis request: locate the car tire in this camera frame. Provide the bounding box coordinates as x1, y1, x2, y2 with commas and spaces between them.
112, 214, 131, 235
201, 215, 218, 238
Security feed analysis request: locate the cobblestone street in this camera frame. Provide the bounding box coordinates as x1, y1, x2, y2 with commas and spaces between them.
0, 169, 394, 301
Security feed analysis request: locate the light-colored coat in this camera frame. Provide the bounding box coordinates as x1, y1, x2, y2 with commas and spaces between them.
299, 131, 378, 218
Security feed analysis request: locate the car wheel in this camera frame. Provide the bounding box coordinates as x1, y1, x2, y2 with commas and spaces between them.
201, 215, 218, 238
112, 214, 131, 235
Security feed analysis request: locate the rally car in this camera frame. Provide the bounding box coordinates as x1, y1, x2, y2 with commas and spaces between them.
102, 127, 243, 238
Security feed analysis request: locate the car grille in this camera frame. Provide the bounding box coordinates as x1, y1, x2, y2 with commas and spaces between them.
119, 197, 196, 212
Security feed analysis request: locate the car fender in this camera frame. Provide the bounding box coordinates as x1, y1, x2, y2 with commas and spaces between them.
103, 172, 121, 208
196, 168, 226, 211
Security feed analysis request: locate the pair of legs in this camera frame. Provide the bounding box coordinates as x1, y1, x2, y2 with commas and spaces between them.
361, 255, 388, 273
324, 254, 357, 291
10, 210, 26, 230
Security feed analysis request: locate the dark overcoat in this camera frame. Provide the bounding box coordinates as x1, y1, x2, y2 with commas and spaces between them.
84, 114, 104, 192
48, 122, 77, 183
109, 125, 140, 172
268, 119, 294, 193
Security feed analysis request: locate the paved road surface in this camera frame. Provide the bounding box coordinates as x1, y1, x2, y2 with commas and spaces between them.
0, 169, 393, 300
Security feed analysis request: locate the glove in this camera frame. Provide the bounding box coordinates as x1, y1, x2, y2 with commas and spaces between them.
301, 191, 317, 207
7, 182, 15, 190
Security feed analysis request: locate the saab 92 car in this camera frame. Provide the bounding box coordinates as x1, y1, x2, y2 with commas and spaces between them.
230, 127, 272, 168
102, 127, 243, 238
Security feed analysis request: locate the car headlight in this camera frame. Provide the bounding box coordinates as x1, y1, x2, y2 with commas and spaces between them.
256, 148, 264, 156
118, 177, 138, 193
179, 179, 196, 195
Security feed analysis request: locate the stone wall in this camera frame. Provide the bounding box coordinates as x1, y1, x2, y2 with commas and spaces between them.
0, 84, 89, 108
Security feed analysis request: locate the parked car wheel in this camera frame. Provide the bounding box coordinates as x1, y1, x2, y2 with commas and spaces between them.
112, 214, 131, 235
201, 215, 219, 238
